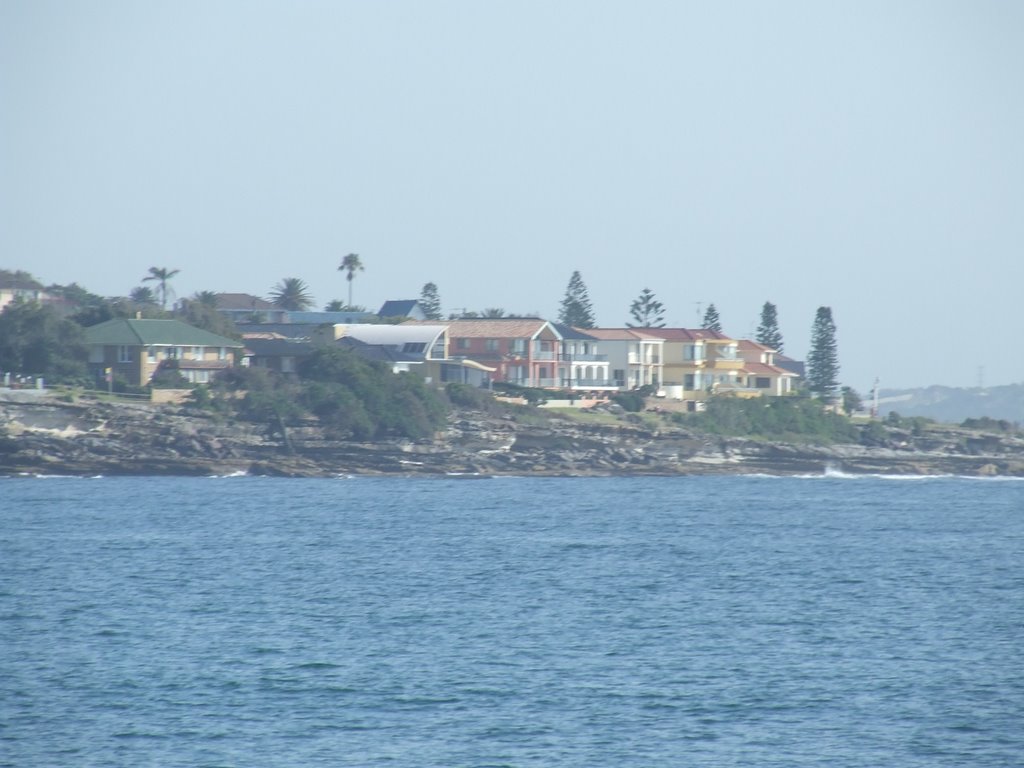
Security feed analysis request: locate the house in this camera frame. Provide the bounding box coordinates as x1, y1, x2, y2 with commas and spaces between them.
416, 318, 564, 388
643, 328, 746, 399
0, 277, 57, 313
551, 324, 618, 392
214, 293, 286, 324
316, 323, 450, 381
218, 294, 376, 326
584, 329, 665, 389
84, 318, 243, 386
377, 299, 429, 321
242, 333, 313, 376
736, 340, 798, 396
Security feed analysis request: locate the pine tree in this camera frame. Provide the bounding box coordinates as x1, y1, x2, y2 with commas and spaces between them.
755, 301, 784, 353
702, 303, 722, 332
419, 283, 443, 320
807, 306, 840, 397
558, 271, 596, 328
627, 288, 666, 328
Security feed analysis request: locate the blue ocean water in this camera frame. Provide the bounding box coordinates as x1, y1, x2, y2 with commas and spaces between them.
1, 474, 1023, 767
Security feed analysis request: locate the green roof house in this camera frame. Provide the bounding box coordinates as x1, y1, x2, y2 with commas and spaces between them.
85, 318, 243, 386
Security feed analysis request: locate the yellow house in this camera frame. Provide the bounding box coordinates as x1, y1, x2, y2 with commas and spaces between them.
645, 328, 746, 399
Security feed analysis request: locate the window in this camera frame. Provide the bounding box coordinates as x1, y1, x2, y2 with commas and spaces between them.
167, 347, 180, 360
118, 346, 131, 363
402, 342, 426, 354
218, 347, 227, 361
756, 377, 771, 389
147, 347, 157, 363
457, 338, 471, 350
193, 346, 204, 360
509, 339, 526, 354
485, 339, 499, 352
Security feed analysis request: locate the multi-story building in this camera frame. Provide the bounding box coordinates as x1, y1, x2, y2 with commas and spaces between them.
584, 329, 665, 389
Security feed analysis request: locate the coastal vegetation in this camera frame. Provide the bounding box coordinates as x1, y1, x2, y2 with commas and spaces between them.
673, 396, 859, 443
195, 346, 447, 441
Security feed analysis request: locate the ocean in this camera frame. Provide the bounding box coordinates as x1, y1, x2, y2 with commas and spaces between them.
2, 474, 1023, 767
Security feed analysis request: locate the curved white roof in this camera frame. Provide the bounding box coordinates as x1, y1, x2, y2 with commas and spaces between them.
336, 324, 447, 347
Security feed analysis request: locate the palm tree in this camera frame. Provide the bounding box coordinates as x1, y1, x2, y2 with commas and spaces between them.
142, 266, 180, 310
338, 253, 364, 308
269, 277, 314, 311
324, 299, 346, 311
193, 290, 220, 309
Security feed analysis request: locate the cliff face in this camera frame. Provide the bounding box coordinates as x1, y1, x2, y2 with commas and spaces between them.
2, 396, 1023, 478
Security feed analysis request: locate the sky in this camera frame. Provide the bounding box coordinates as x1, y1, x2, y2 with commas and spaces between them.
2, 1, 1022, 392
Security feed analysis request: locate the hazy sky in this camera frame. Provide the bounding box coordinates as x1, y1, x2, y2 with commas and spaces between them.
2, 1, 1022, 391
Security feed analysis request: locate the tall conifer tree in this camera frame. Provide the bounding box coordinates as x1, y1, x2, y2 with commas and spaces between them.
702, 303, 722, 332
807, 306, 840, 397
419, 282, 443, 320
756, 301, 784, 352
558, 271, 596, 328
627, 288, 666, 328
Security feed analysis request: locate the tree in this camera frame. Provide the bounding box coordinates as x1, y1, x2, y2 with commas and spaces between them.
324, 299, 346, 311
419, 282, 443, 320
142, 266, 180, 310
558, 270, 595, 328
269, 277, 314, 311
482, 308, 506, 318
0, 300, 87, 382
756, 301, 784, 353
339, 253, 364, 308
130, 286, 159, 306
627, 288, 665, 328
841, 386, 862, 415
702, 303, 722, 332
193, 290, 219, 309
177, 296, 238, 338
807, 306, 840, 398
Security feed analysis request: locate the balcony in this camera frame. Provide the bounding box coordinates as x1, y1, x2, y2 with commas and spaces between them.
562, 353, 608, 362
531, 351, 557, 361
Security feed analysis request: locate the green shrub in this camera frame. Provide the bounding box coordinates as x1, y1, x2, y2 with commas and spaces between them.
611, 391, 646, 412
682, 395, 858, 442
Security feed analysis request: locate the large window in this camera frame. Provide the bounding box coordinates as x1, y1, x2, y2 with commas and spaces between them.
118, 346, 131, 363
485, 339, 499, 352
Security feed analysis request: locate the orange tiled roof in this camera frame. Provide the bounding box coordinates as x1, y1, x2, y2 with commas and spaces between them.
643, 328, 732, 342
585, 328, 664, 341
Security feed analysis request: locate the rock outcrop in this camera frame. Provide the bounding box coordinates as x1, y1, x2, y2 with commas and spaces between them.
2, 396, 1023, 478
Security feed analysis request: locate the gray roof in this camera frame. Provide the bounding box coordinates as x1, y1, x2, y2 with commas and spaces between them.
378, 300, 420, 317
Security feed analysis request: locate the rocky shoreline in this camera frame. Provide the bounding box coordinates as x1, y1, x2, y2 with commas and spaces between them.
2, 394, 1023, 478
